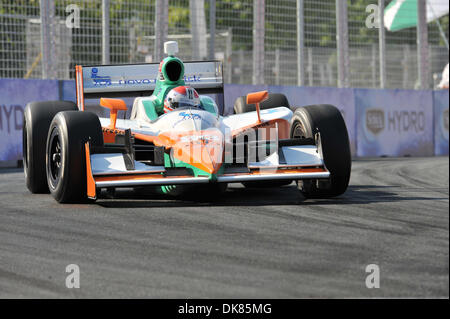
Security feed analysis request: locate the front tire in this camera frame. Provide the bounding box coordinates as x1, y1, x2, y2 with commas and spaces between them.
46, 111, 103, 203
290, 104, 351, 198
23, 101, 78, 193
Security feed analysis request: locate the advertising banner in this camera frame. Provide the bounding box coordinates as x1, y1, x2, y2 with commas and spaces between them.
0, 79, 59, 161
433, 90, 449, 155
355, 88, 434, 157
0, 78, 443, 164
268, 86, 356, 156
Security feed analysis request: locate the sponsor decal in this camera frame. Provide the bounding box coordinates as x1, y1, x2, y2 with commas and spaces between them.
184, 75, 202, 82
387, 110, 425, 133
365, 108, 384, 135
118, 78, 157, 85
172, 112, 203, 128
0, 104, 23, 134
179, 112, 202, 120
365, 108, 426, 135
91, 67, 111, 86
0, 104, 24, 161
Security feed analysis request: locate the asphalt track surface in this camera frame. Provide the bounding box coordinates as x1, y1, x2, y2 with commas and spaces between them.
0, 157, 448, 298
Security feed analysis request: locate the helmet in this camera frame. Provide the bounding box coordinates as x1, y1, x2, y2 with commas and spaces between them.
164, 86, 200, 113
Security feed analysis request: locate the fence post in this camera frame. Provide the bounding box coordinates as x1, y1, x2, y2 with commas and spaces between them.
378, 0, 386, 88
209, 0, 216, 60
371, 43, 377, 88
226, 28, 233, 84
336, 0, 349, 88
129, 17, 137, 63
154, 0, 168, 62
402, 44, 410, 88
102, 0, 110, 65
307, 47, 313, 86
296, 0, 305, 86
275, 48, 280, 85
190, 0, 207, 60
239, 49, 244, 83
49, 0, 57, 78
40, 0, 55, 79
252, 0, 265, 85
417, 0, 430, 89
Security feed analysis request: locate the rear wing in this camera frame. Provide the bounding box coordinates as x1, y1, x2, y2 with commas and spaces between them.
75, 61, 223, 111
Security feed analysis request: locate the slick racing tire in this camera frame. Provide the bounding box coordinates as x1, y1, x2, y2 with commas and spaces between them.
46, 111, 103, 203
23, 101, 78, 193
234, 93, 290, 114
290, 104, 351, 198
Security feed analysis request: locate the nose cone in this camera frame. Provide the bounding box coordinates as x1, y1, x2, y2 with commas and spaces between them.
171, 131, 224, 175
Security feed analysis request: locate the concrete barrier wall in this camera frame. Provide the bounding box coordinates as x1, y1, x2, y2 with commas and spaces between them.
0, 79, 59, 162
433, 90, 449, 156
0, 78, 448, 165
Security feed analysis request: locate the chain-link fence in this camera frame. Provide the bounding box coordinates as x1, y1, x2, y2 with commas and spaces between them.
0, 0, 448, 89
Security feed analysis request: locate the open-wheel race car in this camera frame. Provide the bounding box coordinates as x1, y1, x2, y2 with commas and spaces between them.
23, 41, 351, 203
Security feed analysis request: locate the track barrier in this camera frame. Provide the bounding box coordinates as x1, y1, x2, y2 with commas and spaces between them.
0, 79, 448, 166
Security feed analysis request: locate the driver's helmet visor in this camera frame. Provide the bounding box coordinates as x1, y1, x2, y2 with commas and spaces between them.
170, 99, 202, 110
173, 101, 196, 108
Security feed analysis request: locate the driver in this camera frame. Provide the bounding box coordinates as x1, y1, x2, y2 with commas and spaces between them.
164, 86, 201, 113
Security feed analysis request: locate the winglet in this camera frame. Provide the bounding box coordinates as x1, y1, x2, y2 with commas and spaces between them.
247, 90, 269, 124
100, 98, 127, 129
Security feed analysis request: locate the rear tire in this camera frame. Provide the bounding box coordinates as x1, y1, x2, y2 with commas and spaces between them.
46, 111, 103, 203
234, 93, 290, 114
23, 101, 77, 193
290, 104, 351, 198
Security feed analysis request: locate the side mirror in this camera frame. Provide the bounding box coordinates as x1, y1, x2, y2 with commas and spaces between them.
246, 90, 269, 124
100, 98, 127, 130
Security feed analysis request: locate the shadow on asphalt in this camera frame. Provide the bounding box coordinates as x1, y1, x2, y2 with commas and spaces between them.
0, 168, 23, 174
96, 184, 446, 208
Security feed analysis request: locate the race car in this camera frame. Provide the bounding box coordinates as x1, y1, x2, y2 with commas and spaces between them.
23, 41, 351, 203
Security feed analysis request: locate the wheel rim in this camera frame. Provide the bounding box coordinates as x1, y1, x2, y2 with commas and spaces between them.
48, 127, 62, 189
292, 122, 306, 139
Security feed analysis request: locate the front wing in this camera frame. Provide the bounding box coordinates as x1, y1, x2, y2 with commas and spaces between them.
84, 137, 330, 199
